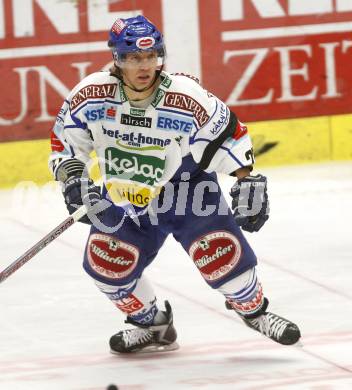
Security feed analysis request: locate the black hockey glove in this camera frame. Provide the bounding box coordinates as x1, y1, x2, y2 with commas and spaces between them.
230, 174, 269, 233
62, 176, 103, 225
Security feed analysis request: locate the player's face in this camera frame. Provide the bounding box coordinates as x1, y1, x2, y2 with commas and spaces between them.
120, 50, 159, 90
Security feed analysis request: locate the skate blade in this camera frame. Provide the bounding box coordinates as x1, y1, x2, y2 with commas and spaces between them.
111, 342, 179, 355
293, 340, 304, 348
138, 341, 180, 354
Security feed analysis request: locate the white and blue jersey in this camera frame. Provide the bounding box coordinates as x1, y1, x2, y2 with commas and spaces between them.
49, 71, 254, 210
49, 70, 257, 289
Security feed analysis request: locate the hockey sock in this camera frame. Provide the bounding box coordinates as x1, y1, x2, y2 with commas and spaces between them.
217, 267, 265, 317
94, 275, 161, 325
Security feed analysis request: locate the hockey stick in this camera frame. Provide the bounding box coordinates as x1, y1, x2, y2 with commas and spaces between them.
0, 205, 87, 284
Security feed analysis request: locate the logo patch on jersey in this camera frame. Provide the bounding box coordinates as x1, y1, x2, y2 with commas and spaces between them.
102, 127, 171, 148
83, 107, 105, 122
130, 108, 145, 117
106, 105, 117, 121
119, 85, 128, 102
164, 92, 209, 127
157, 113, 193, 133
87, 234, 139, 280
105, 147, 165, 186
70, 84, 117, 110
121, 114, 152, 128
189, 231, 242, 282
136, 37, 155, 49
106, 182, 162, 207
151, 89, 165, 107
210, 103, 228, 135
161, 75, 172, 88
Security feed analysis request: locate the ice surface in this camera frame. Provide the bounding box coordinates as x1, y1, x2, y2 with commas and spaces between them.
0, 162, 351, 390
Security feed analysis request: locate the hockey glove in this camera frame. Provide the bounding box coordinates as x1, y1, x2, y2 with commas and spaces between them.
62, 176, 103, 225
230, 174, 269, 232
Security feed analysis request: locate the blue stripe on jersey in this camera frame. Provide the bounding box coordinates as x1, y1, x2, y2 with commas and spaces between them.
189, 137, 210, 145
70, 113, 88, 130
70, 107, 87, 129
189, 120, 201, 142
64, 124, 86, 130
190, 139, 244, 168
106, 99, 122, 105
192, 120, 200, 131
219, 146, 244, 167
70, 99, 112, 114
155, 107, 194, 118
69, 145, 75, 158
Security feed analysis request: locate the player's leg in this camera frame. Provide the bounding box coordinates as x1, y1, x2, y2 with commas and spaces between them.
82, 206, 177, 353
218, 267, 300, 345
95, 276, 178, 353
172, 170, 301, 345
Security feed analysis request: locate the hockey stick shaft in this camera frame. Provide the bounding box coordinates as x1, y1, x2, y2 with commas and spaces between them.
0, 205, 87, 284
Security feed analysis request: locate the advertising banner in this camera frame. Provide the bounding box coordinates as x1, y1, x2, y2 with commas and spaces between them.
200, 0, 352, 122
0, 0, 162, 142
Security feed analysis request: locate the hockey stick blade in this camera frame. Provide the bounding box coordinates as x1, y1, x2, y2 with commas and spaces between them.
0, 205, 87, 284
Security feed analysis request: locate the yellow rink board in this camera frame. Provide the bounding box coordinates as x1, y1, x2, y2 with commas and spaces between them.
0, 113, 351, 188
251, 114, 352, 165
0, 139, 52, 188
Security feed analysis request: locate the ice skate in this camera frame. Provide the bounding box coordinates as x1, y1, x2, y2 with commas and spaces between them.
110, 301, 179, 354
226, 298, 301, 345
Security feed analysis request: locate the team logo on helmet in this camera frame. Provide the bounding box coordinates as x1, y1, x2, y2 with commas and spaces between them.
136, 37, 155, 49
111, 19, 126, 35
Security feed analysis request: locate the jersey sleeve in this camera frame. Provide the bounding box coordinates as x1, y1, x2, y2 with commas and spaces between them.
48, 98, 93, 180
189, 87, 254, 175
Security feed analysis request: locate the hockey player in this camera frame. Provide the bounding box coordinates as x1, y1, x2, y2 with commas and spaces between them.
49, 15, 301, 353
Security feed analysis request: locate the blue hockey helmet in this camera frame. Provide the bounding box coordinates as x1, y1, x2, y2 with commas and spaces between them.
108, 15, 166, 62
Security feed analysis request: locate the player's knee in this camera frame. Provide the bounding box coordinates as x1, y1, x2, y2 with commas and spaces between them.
83, 232, 141, 284
188, 230, 247, 288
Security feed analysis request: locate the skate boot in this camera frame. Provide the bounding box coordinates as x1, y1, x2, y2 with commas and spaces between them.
226, 298, 301, 345
109, 301, 178, 354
